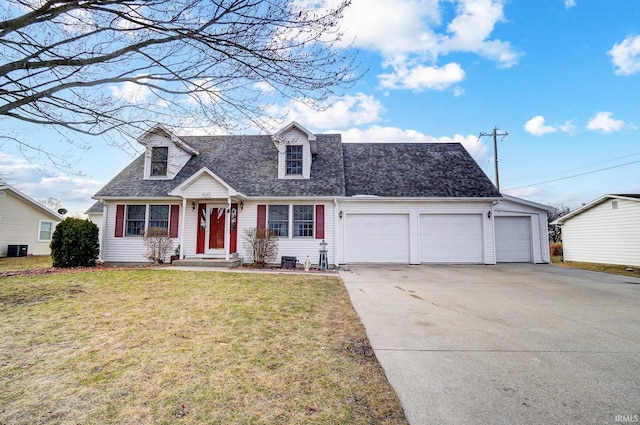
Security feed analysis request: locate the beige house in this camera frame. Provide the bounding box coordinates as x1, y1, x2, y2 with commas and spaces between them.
0, 184, 64, 257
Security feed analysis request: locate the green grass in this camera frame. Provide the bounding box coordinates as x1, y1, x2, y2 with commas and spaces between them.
0, 269, 407, 424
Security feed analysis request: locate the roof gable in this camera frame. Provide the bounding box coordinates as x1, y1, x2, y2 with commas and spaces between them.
168, 167, 241, 198
553, 194, 640, 224
138, 124, 199, 155
0, 185, 64, 221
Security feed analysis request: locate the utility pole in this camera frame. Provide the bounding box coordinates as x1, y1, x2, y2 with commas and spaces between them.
479, 127, 509, 192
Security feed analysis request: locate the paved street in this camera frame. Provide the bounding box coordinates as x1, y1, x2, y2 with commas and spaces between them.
341, 264, 640, 425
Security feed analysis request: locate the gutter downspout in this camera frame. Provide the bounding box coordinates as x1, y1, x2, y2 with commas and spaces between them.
334, 198, 339, 267
100, 201, 107, 262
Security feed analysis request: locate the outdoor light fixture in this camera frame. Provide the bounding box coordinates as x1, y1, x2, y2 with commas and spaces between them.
240, 201, 244, 211
487, 211, 492, 219
191, 201, 196, 210
339, 210, 343, 219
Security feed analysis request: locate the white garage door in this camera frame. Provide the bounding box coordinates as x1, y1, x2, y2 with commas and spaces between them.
420, 214, 483, 263
495, 216, 531, 263
345, 214, 410, 263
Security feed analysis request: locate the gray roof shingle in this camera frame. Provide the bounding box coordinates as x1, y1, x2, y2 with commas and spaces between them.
342, 143, 501, 198
95, 134, 346, 198
94, 133, 500, 199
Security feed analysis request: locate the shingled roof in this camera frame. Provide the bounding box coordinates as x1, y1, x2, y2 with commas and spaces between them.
342, 143, 501, 198
94, 134, 346, 198
94, 133, 500, 199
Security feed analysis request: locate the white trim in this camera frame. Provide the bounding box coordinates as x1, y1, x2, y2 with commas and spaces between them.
37, 219, 55, 242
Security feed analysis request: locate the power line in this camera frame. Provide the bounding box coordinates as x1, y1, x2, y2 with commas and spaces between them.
505, 159, 640, 190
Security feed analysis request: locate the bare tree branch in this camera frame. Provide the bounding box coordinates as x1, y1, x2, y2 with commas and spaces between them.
0, 0, 359, 165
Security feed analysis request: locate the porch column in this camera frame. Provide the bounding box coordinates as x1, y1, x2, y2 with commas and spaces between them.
225, 197, 231, 260
180, 198, 187, 259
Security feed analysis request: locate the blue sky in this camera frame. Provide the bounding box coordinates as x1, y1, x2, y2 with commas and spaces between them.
2, 0, 640, 216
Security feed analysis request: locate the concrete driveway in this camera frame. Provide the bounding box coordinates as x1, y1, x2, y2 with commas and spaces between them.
340, 264, 640, 425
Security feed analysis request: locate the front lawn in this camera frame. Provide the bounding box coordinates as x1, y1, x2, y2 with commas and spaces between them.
0, 255, 53, 272
0, 269, 407, 424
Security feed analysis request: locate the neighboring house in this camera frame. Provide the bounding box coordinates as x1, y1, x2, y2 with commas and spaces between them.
92, 122, 551, 265
552, 194, 640, 267
86, 201, 104, 255
0, 184, 63, 257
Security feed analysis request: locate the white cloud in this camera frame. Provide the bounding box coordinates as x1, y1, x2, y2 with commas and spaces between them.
266, 93, 384, 130
253, 81, 276, 94
608, 35, 640, 76
524, 115, 557, 136
564, 0, 576, 9
524, 115, 576, 136
307, 0, 519, 91
586, 112, 625, 133
379, 62, 465, 91
0, 152, 102, 217
336, 125, 489, 163
438, 0, 519, 68
109, 80, 152, 104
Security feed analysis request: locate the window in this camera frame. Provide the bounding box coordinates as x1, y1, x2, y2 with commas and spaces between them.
293, 205, 314, 237
149, 205, 169, 231
126, 205, 146, 236
38, 220, 54, 241
285, 145, 303, 175
151, 147, 168, 176
268, 205, 289, 237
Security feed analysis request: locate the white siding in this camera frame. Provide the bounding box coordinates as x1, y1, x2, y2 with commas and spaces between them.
0, 191, 59, 256
562, 199, 640, 266
180, 174, 229, 199
235, 201, 336, 266
336, 200, 495, 265
101, 201, 179, 263
87, 212, 104, 258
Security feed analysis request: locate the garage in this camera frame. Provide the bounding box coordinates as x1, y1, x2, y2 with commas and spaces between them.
420, 214, 483, 263
495, 216, 532, 263
345, 214, 410, 263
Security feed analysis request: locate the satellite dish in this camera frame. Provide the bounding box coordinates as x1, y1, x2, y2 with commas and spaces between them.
57, 208, 68, 215
0, 190, 5, 198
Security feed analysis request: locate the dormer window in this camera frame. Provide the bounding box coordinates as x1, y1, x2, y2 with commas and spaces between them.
151, 147, 168, 177
286, 145, 303, 175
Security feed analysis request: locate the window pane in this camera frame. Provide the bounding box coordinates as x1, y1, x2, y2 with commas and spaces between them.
285, 145, 303, 175
149, 205, 169, 230
268, 205, 289, 237
293, 205, 313, 237
126, 205, 146, 236
39, 221, 53, 241
151, 147, 168, 176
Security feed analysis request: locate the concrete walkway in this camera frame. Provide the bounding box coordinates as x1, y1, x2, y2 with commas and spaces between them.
340, 264, 640, 425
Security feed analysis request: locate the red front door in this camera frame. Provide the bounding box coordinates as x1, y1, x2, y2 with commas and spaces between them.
209, 207, 225, 249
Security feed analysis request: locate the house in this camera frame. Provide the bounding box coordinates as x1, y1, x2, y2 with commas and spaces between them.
0, 184, 63, 257
552, 194, 640, 267
92, 122, 551, 265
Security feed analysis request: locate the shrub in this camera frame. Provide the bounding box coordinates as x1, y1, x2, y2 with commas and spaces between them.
143, 227, 174, 265
243, 227, 278, 268
550, 242, 563, 257
50, 218, 100, 267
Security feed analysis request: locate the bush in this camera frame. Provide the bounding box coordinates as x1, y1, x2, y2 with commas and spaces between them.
143, 227, 174, 265
243, 227, 278, 268
550, 242, 563, 257
50, 218, 100, 268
